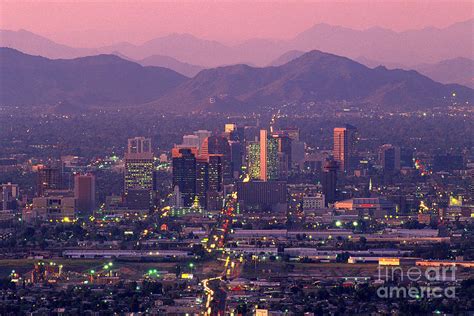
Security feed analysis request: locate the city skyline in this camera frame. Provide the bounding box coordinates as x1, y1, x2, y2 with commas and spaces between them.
0, 1, 473, 315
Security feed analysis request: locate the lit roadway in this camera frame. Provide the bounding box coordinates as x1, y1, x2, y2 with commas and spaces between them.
202, 192, 240, 316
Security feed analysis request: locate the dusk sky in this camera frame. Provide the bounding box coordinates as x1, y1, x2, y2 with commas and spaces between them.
1, 0, 473, 47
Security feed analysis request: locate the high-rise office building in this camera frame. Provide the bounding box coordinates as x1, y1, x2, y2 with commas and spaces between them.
322, 159, 338, 206
37, 165, 63, 196
258, 130, 279, 181
247, 142, 261, 180
333, 125, 358, 173
124, 137, 154, 209
247, 130, 280, 181
230, 141, 243, 177
260, 129, 268, 181
172, 148, 197, 207
207, 154, 224, 210
1, 183, 19, 211
74, 173, 96, 214
379, 144, 401, 173
201, 135, 232, 183
208, 154, 223, 192
266, 137, 279, 180
172, 146, 225, 210
195, 157, 209, 209
272, 132, 292, 178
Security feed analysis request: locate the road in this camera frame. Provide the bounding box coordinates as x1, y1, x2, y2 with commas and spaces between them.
202, 192, 240, 316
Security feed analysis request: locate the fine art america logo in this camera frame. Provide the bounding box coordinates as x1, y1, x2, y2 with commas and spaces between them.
376, 266, 456, 299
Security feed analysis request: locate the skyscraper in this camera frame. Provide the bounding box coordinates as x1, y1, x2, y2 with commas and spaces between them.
272, 132, 292, 178
1, 183, 19, 211
258, 129, 279, 181
208, 154, 223, 192
266, 137, 279, 180
195, 157, 209, 209
207, 154, 224, 210
260, 129, 268, 181
247, 142, 261, 180
230, 141, 243, 177
201, 135, 232, 183
247, 130, 281, 181
322, 159, 338, 206
172, 148, 197, 207
379, 144, 401, 173
37, 165, 63, 196
74, 173, 96, 214
124, 137, 154, 209
172, 148, 224, 210
333, 125, 357, 173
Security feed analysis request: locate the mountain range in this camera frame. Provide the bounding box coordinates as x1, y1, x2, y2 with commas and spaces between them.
1, 47, 471, 112
270, 52, 474, 89
1, 19, 472, 68
151, 50, 473, 112
414, 57, 474, 89
0, 47, 186, 106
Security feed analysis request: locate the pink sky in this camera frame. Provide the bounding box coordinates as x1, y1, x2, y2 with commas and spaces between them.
1, 0, 473, 47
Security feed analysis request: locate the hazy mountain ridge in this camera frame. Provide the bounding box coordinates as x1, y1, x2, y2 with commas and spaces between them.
1, 48, 472, 112
2, 19, 472, 68
271, 51, 474, 89
414, 57, 474, 89
0, 47, 187, 106
151, 50, 473, 112
0, 29, 97, 59
138, 54, 204, 77
268, 50, 305, 66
